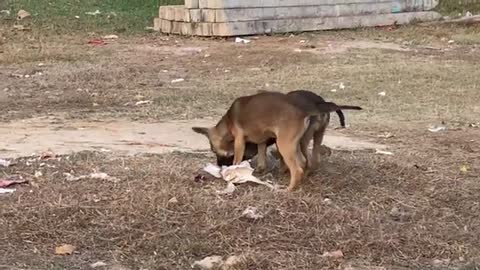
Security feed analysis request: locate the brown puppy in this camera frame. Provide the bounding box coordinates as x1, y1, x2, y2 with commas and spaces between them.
193, 91, 361, 191
215, 90, 360, 170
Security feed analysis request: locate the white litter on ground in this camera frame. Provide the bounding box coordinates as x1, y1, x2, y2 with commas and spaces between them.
202, 161, 276, 193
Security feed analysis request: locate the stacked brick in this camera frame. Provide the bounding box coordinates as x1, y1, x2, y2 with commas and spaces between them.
153, 0, 441, 36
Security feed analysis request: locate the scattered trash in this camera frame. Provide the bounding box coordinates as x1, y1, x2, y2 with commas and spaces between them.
323, 198, 332, 205
204, 54, 210, 58
192, 255, 224, 270
106, 11, 117, 18
299, 40, 306, 43
64, 172, 119, 183
13, 24, 31, 31
375, 149, 394, 156
102, 34, 118, 40
468, 123, 479, 128
202, 161, 276, 194
55, 244, 76, 255
90, 261, 108, 268
428, 126, 447, 133
294, 48, 302, 53
432, 258, 451, 266
217, 182, 236, 195
389, 206, 401, 218
460, 165, 469, 173
448, 39, 455, 44
0, 158, 13, 167
167, 197, 178, 204
88, 39, 107, 46
0, 179, 27, 188
378, 91, 386, 96
34, 170, 43, 178
0, 188, 16, 194
1, 10, 11, 16
330, 89, 337, 93
85, 10, 101, 16
135, 100, 152, 106
171, 78, 185, 83
339, 82, 345, 89
223, 255, 245, 269
377, 132, 394, 138
74, 15, 80, 19
40, 150, 56, 160
242, 206, 264, 220
17, 9, 31, 20
322, 250, 344, 258
235, 37, 251, 44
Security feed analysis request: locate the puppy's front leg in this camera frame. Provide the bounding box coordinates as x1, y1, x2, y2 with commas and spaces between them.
256, 143, 267, 172
233, 136, 246, 165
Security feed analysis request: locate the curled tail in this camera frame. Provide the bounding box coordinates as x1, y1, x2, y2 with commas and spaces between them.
335, 110, 346, 127
312, 102, 363, 113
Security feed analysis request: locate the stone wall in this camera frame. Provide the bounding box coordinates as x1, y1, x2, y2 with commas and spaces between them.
153, 0, 441, 36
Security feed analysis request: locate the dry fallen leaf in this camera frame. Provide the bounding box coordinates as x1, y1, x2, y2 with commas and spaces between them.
460, 165, 469, 173
55, 244, 76, 255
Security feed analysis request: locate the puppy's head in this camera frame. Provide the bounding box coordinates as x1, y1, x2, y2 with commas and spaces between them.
192, 126, 234, 158
215, 142, 259, 166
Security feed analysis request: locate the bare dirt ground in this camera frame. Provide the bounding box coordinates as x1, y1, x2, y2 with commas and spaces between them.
1, 24, 480, 270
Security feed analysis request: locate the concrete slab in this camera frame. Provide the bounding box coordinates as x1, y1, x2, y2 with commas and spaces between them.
185, 0, 200, 9
206, 2, 433, 22
174, 6, 186, 21
202, 0, 438, 9
206, 11, 441, 36
153, 18, 161, 31
190, 9, 202, 22
0, 117, 386, 159
161, 19, 173, 33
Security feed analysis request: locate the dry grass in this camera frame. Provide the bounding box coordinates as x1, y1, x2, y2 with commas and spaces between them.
1, 24, 480, 269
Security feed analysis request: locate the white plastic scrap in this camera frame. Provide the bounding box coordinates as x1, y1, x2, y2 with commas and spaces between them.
85, 10, 101, 16
242, 206, 264, 220
202, 161, 275, 193
235, 37, 251, 44
171, 78, 185, 83
192, 255, 224, 270
428, 126, 447, 132
375, 149, 394, 156
90, 261, 107, 268
64, 172, 119, 183
0, 158, 12, 167
0, 188, 16, 194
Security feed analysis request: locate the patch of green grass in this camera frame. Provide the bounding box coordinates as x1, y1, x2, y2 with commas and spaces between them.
437, 0, 480, 15
4, 0, 183, 34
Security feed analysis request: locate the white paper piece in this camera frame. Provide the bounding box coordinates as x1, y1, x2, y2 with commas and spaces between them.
202, 161, 275, 194
0, 188, 16, 194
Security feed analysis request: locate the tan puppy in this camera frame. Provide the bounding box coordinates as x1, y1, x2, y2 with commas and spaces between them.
214, 90, 354, 168
193, 91, 362, 191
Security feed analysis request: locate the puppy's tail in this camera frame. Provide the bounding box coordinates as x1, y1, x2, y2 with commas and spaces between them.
312, 102, 362, 114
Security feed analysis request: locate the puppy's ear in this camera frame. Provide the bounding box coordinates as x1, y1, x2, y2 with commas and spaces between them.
192, 127, 209, 137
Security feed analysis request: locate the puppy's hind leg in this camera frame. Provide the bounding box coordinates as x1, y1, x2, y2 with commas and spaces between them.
276, 118, 309, 191
256, 142, 268, 173
311, 114, 330, 170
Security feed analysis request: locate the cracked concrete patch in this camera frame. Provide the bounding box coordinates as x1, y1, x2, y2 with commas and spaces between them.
0, 117, 386, 158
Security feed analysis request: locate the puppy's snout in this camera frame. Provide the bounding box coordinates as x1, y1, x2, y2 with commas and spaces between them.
216, 155, 235, 166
